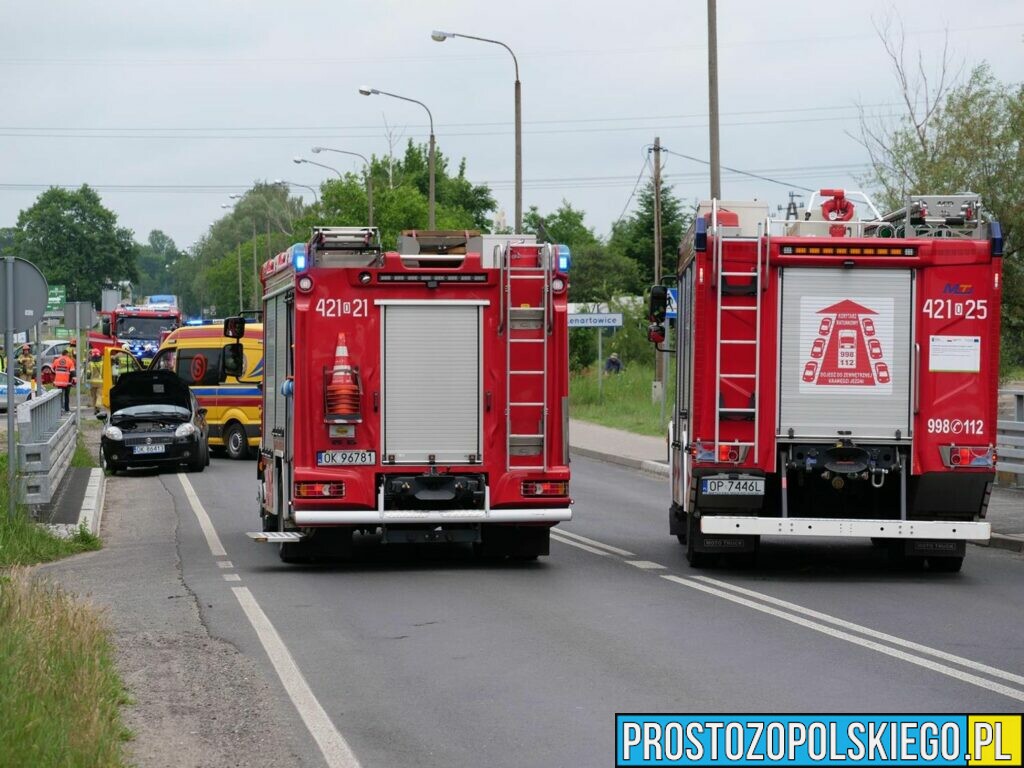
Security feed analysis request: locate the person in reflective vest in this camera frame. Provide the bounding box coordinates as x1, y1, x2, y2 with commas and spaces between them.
88, 347, 103, 415
16, 344, 35, 379
53, 340, 77, 412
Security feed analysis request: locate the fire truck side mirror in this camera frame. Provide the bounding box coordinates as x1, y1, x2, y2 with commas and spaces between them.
221, 343, 244, 380
101, 317, 111, 336
649, 285, 668, 323
223, 316, 246, 339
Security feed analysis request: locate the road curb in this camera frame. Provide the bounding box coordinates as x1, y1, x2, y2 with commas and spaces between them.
971, 533, 1024, 554
571, 446, 669, 478
79, 468, 105, 536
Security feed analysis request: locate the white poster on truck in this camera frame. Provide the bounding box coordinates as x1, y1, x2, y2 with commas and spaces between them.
798, 296, 895, 395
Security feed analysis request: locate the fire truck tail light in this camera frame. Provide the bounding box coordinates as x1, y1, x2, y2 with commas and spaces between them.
551, 277, 567, 294
521, 481, 568, 497
695, 442, 748, 464
940, 445, 994, 468
294, 482, 346, 498
297, 275, 314, 293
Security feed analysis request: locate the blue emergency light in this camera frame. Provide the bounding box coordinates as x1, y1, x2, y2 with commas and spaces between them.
292, 243, 308, 271
557, 245, 571, 272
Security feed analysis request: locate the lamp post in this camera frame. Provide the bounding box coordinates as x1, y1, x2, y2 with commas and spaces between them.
221, 203, 244, 312
359, 86, 435, 228
312, 146, 374, 227
293, 156, 343, 179
432, 30, 521, 233
274, 179, 319, 205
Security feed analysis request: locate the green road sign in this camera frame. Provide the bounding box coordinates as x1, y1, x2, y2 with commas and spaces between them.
46, 285, 66, 313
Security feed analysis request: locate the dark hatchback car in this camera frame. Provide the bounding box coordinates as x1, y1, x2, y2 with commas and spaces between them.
100, 370, 210, 474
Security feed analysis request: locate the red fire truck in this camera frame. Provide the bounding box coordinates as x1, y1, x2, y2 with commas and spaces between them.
89, 300, 182, 364
648, 191, 1002, 571
235, 227, 572, 562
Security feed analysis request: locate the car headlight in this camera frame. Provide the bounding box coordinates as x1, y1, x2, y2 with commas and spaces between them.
103, 425, 123, 441
175, 423, 197, 438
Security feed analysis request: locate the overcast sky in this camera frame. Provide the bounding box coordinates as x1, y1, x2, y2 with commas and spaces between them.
0, 1, 1021, 255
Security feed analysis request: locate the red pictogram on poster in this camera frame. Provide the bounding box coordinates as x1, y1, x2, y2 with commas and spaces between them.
799, 297, 893, 394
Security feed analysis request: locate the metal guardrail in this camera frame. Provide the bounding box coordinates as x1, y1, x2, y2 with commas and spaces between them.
997, 389, 1024, 488
16, 389, 77, 506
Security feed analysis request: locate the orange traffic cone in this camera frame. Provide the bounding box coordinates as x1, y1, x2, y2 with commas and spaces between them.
325, 332, 359, 416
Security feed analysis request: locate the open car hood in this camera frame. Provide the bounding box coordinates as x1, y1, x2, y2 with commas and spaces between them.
110, 370, 192, 414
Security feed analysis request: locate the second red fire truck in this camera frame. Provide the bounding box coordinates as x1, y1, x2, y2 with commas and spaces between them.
230, 227, 572, 562
648, 190, 1002, 571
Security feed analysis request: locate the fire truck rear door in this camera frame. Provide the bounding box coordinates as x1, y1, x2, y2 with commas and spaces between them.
778, 267, 912, 440
381, 302, 483, 464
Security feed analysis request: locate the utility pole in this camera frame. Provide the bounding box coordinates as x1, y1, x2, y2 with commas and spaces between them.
652, 137, 666, 423
707, 0, 721, 199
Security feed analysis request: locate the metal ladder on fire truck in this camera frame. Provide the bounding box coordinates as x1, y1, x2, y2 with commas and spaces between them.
711, 201, 765, 463
499, 242, 555, 471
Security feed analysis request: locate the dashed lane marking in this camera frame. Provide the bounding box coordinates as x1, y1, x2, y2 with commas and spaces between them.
217, 560, 234, 569
626, 560, 666, 570
553, 528, 636, 557
223, 574, 241, 582
550, 531, 612, 556
178, 474, 227, 557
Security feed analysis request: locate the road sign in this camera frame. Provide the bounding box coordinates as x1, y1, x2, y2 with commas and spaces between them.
0, 257, 49, 333
568, 313, 623, 328
666, 288, 679, 319
46, 285, 66, 314
64, 301, 97, 330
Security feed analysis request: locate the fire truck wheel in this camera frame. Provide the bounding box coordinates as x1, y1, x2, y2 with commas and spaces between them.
278, 541, 313, 564
927, 555, 964, 573
225, 423, 249, 460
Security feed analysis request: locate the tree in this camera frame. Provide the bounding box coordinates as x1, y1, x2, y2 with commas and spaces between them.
524, 201, 642, 301
857, 40, 1024, 368
609, 178, 690, 282
290, 140, 497, 250
12, 185, 137, 302
135, 230, 182, 298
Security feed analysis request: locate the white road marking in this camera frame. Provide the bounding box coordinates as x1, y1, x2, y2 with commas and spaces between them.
553, 528, 635, 556
692, 575, 1024, 688
626, 560, 666, 570
233, 587, 362, 768
217, 560, 234, 569
662, 575, 1024, 704
550, 532, 611, 556
223, 574, 241, 582
178, 474, 227, 557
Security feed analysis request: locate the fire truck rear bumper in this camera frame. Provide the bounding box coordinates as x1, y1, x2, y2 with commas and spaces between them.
700, 517, 990, 540
293, 507, 573, 526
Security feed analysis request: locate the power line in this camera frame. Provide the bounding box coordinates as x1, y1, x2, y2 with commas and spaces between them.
612, 155, 652, 228
660, 147, 817, 193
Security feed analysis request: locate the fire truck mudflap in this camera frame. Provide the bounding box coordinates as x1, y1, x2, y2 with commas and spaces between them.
247, 227, 571, 562
650, 192, 999, 570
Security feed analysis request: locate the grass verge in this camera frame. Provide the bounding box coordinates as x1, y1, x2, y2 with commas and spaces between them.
71, 431, 98, 469
0, 568, 129, 767
570, 364, 675, 436
0, 453, 101, 566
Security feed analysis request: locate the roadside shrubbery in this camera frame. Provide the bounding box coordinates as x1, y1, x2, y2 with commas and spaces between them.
0, 568, 129, 767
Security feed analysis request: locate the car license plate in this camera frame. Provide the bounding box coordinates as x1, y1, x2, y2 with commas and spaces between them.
317, 450, 375, 466
133, 444, 166, 455
702, 477, 764, 495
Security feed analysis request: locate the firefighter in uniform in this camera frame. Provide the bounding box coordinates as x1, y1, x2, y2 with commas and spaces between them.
16, 344, 35, 379
88, 347, 103, 414
53, 340, 77, 412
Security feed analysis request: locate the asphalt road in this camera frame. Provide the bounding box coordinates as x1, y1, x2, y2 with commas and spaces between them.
159, 454, 1024, 768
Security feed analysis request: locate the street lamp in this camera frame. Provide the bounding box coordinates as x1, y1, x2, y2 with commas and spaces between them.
312, 146, 375, 227
293, 156, 343, 179
359, 86, 435, 228
433, 29, 521, 233
274, 179, 320, 205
